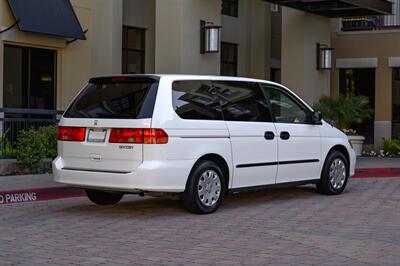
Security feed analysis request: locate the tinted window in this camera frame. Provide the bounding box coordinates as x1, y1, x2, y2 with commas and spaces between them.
262, 85, 308, 124
172, 80, 223, 120
64, 78, 158, 119
214, 81, 272, 122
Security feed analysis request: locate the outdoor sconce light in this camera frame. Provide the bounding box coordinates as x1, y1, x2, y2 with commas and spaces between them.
317, 43, 334, 70
200, 20, 222, 54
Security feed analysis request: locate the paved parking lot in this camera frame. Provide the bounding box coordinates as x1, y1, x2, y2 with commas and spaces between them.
1, 178, 400, 266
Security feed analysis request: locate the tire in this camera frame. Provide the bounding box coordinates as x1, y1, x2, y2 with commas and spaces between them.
85, 189, 124, 205
182, 160, 226, 214
317, 150, 349, 195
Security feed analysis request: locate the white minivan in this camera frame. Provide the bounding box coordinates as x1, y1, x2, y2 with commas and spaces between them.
53, 75, 356, 214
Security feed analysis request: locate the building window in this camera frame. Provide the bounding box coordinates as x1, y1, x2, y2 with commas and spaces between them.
393, 68, 400, 139
122, 26, 145, 74
3, 45, 56, 110
222, 0, 238, 17
221, 42, 238, 76
270, 68, 281, 83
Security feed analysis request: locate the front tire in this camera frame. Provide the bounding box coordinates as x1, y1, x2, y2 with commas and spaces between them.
182, 161, 226, 214
317, 150, 349, 195
85, 189, 124, 205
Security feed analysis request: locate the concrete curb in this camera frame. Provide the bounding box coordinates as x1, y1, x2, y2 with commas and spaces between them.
0, 186, 84, 205
1, 168, 400, 205
353, 168, 400, 178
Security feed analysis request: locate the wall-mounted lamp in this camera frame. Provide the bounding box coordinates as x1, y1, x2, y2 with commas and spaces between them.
317, 43, 334, 70
200, 20, 222, 54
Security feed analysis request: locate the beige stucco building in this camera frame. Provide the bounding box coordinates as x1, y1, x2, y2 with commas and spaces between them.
331, 9, 400, 149
0, 0, 394, 155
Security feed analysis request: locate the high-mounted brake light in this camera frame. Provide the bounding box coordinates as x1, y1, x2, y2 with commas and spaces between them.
109, 128, 168, 144
58, 127, 86, 142
111, 76, 127, 82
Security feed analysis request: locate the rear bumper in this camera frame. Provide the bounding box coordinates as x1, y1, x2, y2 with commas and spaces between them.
52, 156, 192, 193
349, 148, 356, 177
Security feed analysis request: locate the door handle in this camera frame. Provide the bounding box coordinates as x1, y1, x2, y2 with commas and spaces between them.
264, 131, 275, 140
280, 131, 290, 140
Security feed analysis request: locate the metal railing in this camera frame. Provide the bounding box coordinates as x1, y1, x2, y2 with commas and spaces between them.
342, 16, 400, 32
342, 17, 378, 31
0, 108, 63, 159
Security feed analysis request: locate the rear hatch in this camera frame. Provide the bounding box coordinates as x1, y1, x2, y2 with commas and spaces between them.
58, 76, 159, 173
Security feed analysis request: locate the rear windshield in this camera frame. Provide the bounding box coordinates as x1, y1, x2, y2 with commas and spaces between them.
64, 78, 158, 119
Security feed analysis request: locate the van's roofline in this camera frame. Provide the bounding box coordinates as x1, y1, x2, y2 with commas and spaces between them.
88, 74, 311, 110
90, 74, 281, 86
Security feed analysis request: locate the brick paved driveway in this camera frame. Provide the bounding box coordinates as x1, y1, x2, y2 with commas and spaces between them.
1, 178, 400, 266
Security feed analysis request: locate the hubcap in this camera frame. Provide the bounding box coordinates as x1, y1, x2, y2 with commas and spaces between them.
329, 158, 347, 190
197, 170, 221, 207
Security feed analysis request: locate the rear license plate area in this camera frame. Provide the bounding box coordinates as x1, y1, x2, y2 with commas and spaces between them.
87, 128, 107, 143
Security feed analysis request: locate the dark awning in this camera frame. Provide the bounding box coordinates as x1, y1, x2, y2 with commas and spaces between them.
264, 0, 393, 17
7, 0, 86, 40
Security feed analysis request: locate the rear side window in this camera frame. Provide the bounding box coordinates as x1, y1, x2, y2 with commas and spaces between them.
172, 80, 223, 120
64, 78, 158, 119
213, 81, 273, 122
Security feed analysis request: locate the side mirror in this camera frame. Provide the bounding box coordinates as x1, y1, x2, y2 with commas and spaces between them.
310, 111, 322, 124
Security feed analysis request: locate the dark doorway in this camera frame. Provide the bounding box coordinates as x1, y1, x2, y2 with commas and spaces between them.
3, 45, 56, 110
339, 68, 375, 144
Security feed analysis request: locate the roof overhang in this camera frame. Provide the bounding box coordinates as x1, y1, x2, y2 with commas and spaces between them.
264, 0, 393, 18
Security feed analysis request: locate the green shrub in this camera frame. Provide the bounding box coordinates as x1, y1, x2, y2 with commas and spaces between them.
15, 125, 58, 173
0, 128, 12, 158
39, 125, 58, 158
313, 95, 373, 130
383, 138, 400, 156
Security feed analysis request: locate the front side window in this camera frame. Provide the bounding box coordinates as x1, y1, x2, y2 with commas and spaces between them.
262, 85, 308, 124
172, 80, 223, 120
214, 81, 272, 122
122, 26, 145, 74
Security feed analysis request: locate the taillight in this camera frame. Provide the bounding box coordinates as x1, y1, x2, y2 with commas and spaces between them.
58, 127, 86, 142
109, 128, 143, 143
143, 129, 169, 144
109, 128, 168, 144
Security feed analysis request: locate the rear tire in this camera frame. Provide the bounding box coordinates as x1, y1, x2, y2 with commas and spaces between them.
182, 160, 226, 214
85, 189, 124, 205
317, 150, 349, 195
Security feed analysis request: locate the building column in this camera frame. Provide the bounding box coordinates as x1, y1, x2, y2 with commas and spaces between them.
281, 7, 331, 106
236, 0, 270, 79
154, 0, 221, 74
374, 62, 392, 149
91, 0, 123, 76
